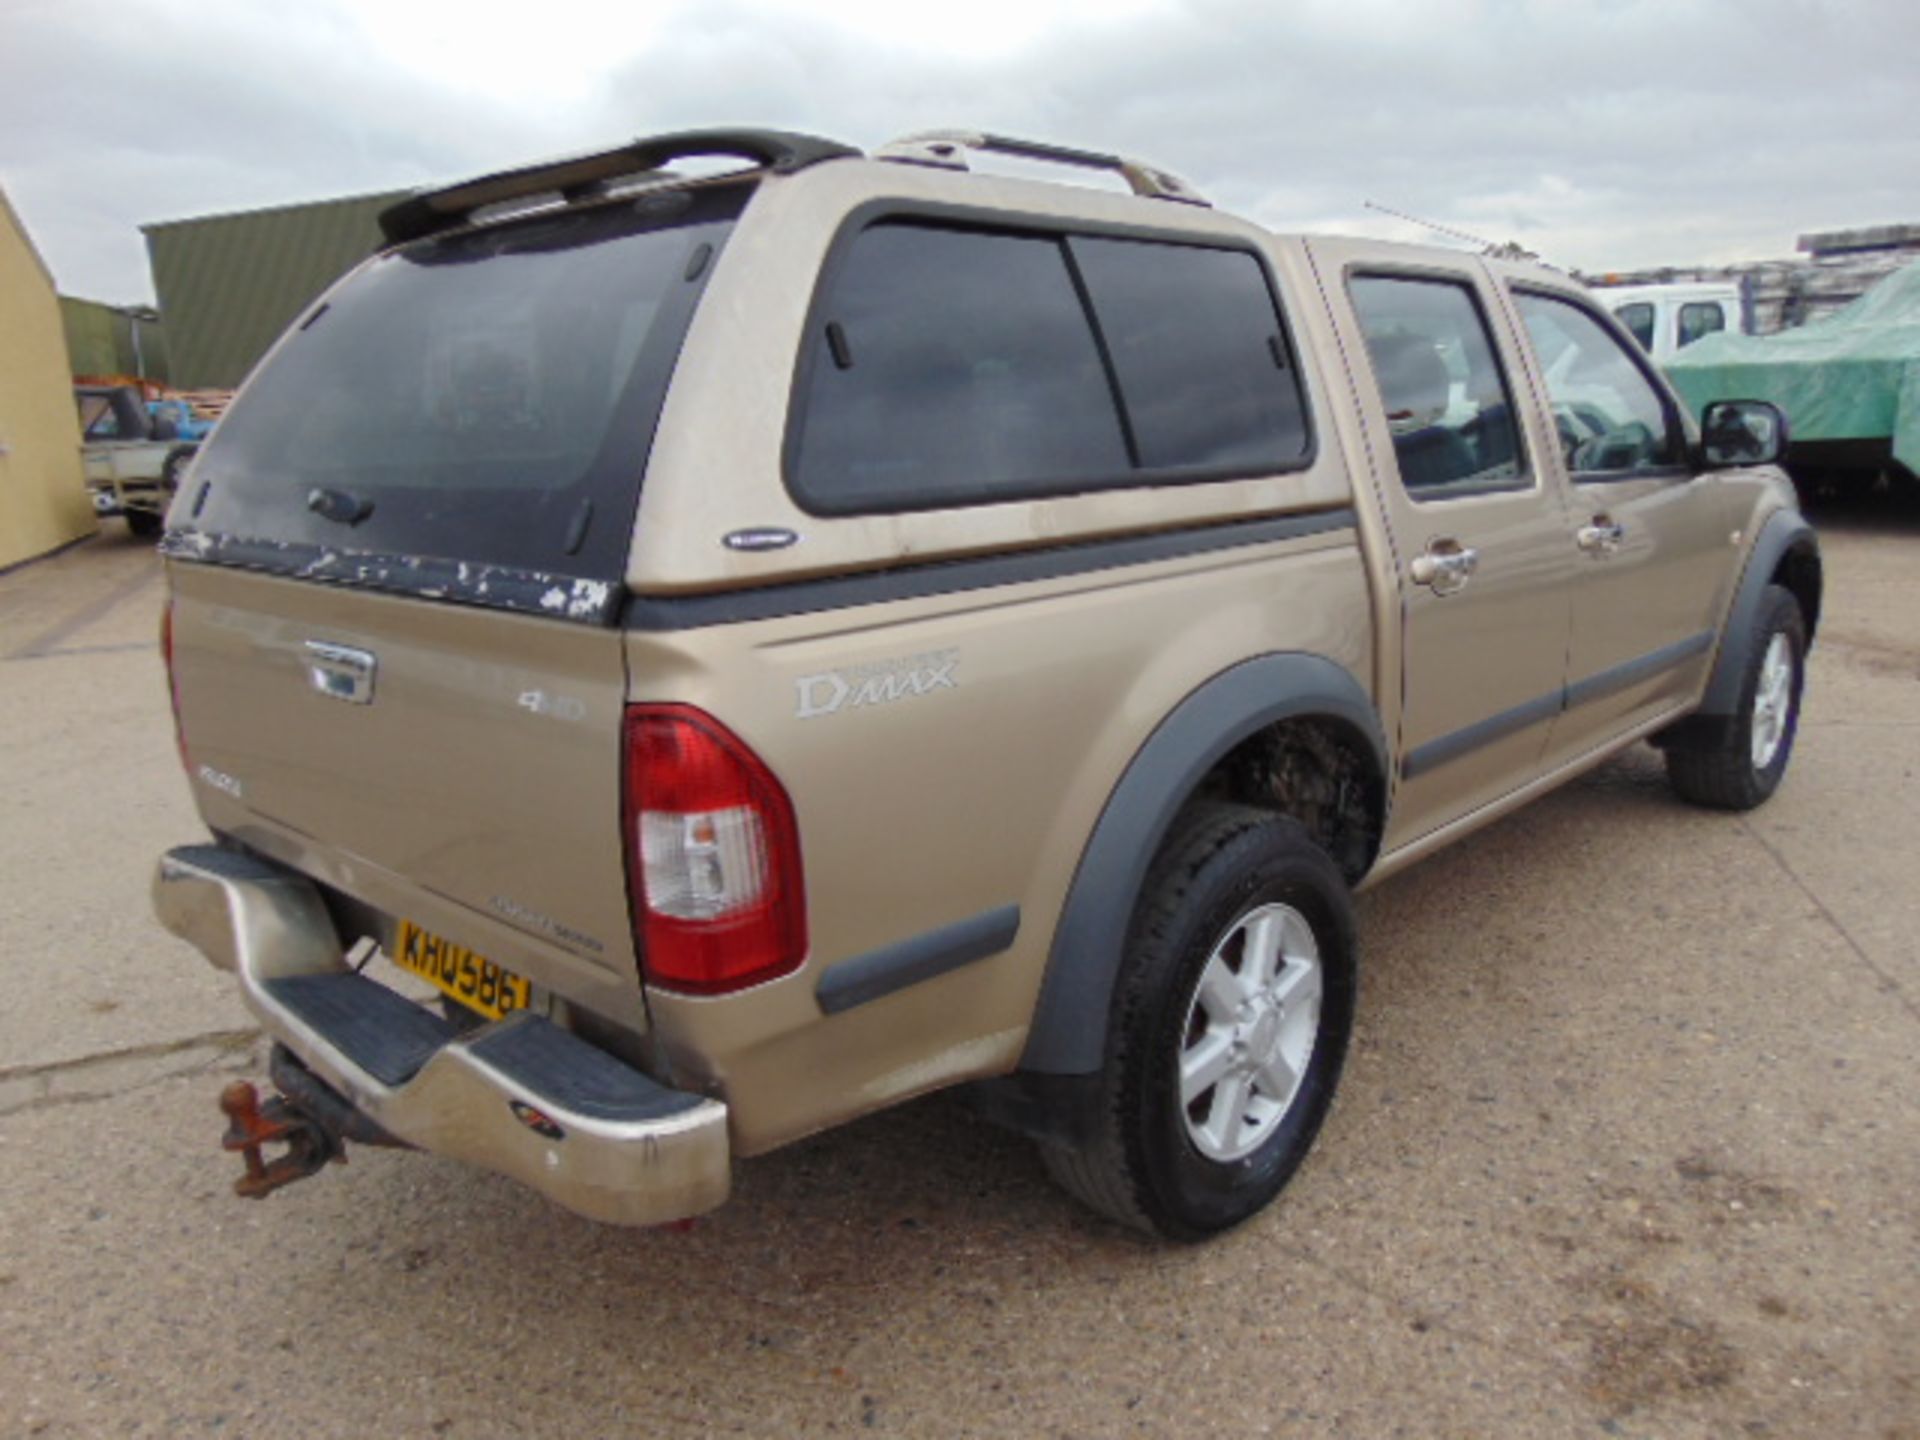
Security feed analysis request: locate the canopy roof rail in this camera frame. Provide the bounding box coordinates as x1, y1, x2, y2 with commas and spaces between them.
875, 130, 1209, 207
378, 129, 861, 245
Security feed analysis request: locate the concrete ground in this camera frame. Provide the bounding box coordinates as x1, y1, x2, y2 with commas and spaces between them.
2, 505, 1915, 1439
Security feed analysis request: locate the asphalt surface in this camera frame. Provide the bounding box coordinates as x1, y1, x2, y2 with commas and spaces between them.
2, 504, 1915, 1439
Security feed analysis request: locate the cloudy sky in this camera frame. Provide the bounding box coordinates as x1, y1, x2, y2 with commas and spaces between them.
3, 0, 1915, 304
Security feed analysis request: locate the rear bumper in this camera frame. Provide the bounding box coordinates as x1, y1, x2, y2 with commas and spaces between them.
152, 843, 730, 1226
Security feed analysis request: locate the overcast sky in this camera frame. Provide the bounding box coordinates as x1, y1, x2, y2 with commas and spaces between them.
3, 0, 1915, 305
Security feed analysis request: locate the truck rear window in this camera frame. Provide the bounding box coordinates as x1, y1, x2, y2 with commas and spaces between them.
168, 184, 747, 620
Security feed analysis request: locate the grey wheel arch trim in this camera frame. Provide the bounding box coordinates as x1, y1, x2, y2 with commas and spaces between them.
1019, 652, 1385, 1076
1698, 509, 1820, 717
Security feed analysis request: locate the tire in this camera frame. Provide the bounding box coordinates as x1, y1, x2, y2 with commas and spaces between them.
125, 508, 164, 539
1040, 804, 1357, 1240
1666, 584, 1807, 810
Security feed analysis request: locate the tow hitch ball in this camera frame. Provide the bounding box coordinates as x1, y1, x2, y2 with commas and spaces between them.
218, 1081, 342, 1199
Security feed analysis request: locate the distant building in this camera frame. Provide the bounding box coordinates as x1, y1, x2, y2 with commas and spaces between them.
60, 296, 169, 385
0, 187, 95, 570
142, 188, 408, 389
1584, 223, 1920, 335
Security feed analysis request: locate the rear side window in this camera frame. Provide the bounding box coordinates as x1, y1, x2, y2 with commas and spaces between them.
790, 221, 1310, 513
178, 185, 747, 600
1069, 237, 1310, 472
1348, 274, 1526, 497
790, 225, 1128, 512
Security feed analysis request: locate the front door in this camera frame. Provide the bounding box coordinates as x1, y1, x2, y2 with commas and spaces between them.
1501, 284, 1743, 763
1307, 242, 1574, 848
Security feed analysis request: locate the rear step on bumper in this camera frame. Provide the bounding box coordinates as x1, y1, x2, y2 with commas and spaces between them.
152, 844, 730, 1226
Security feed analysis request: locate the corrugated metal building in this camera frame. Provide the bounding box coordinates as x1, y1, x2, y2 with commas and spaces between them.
60, 296, 169, 384
0, 188, 96, 569
142, 189, 407, 389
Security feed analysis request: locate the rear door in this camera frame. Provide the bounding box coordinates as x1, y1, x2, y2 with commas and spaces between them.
1501, 283, 1742, 762
162, 183, 750, 1016
1308, 241, 1573, 847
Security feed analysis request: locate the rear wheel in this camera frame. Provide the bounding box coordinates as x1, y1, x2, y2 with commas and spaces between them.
1666, 584, 1806, 810
125, 508, 164, 539
1040, 805, 1356, 1240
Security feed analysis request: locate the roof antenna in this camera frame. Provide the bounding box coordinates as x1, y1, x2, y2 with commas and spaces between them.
1363, 200, 1539, 261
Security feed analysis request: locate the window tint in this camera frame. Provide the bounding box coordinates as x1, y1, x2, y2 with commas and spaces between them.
187, 185, 746, 585
1514, 292, 1682, 476
1348, 275, 1526, 497
1677, 301, 1727, 348
792, 224, 1128, 511
790, 222, 1312, 513
1069, 236, 1309, 472
1614, 302, 1656, 351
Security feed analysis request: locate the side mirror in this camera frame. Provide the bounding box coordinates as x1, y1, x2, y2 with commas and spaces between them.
1699, 399, 1787, 468
149, 415, 180, 442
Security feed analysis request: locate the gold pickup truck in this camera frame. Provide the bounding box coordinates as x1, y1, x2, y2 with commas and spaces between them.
150, 128, 1820, 1240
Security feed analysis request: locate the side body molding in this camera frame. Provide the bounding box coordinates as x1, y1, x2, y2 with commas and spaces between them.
1696, 508, 1821, 717
1019, 653, 1385, 1076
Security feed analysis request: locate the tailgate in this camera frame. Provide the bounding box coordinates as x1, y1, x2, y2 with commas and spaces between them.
167, 561, 637, 1003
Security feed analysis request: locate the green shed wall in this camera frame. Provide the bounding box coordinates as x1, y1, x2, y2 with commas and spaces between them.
142, 190, 407, 389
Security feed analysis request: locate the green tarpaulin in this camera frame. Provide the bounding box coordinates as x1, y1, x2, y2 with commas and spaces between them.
1666, 260, 1920, 475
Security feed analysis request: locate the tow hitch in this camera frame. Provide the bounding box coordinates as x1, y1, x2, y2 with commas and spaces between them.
218, 1081, 341, 1199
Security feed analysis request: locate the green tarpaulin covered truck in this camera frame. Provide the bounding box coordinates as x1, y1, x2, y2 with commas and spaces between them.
1666, 261, 1920, 491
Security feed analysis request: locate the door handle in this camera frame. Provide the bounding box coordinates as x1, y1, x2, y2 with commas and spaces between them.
1410, 540, 1479, 596
1577, 518, 1626, 555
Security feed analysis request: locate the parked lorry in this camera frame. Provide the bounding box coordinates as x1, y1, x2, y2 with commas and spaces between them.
150, 128, 1819, 1240
76, 384, 199, 537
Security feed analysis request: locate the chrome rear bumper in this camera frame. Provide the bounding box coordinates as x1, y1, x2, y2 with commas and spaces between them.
152, 844, 730, 1226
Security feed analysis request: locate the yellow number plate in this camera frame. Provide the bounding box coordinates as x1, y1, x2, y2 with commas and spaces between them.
394, 919, 531, 1022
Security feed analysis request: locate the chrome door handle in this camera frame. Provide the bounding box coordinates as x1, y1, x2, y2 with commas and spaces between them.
305, 640, 377, 704
1577, 520, 1626, 555
1410, 543, 1479, 596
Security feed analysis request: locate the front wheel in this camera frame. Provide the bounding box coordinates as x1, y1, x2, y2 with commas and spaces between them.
1666, 584, 1807, 810
1040, 805, 1356, 1240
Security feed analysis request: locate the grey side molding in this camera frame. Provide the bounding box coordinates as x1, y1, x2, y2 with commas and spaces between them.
1019, 653, 1384, 1076
1697, 510, 1821, 716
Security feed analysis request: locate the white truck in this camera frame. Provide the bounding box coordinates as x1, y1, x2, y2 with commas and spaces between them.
1601, 281, 1744, 363
77, 385, 198, 538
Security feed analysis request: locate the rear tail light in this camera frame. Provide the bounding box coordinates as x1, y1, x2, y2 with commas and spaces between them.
622, 704, 806, 995
160, 600, 188, 770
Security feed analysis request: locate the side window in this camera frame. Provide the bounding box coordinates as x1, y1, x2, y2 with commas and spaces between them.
792, 223, 1128, 512
1677, 301, 1727, 348
789, 221, 1313, 513
1068, 236, 1310, 472
1514, 291, 1683, 477
1347, 275, 1526, 498
76, 393, 121, 440
1614, 302, 1656, 352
